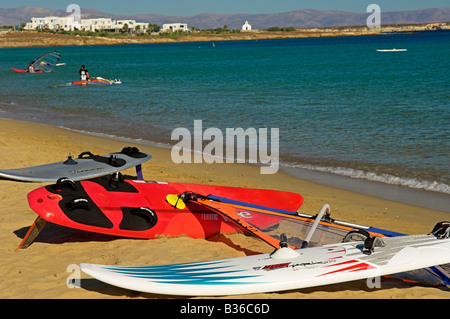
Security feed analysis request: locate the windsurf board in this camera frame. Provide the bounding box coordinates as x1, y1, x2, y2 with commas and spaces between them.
52, 77, 121, 87
376, 49, 407, 52
11, 68, 43, 73
21, 175, 304, 248
165, 193, 450, 286
0, 147, 150, 182
80, 231, 450, 296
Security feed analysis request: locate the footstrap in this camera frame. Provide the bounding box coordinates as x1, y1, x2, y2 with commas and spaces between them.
363, 235, 385, 255
342, 229, 385, 255
430, 221, 450, 239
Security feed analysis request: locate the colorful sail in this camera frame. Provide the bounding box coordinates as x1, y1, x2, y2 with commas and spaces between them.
175, 192, 450, 286
176, 192, 398, 249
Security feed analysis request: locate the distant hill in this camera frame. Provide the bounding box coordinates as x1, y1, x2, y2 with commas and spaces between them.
1, 6, 449, 29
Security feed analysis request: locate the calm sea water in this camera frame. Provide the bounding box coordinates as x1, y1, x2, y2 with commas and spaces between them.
0, 32, 449, 209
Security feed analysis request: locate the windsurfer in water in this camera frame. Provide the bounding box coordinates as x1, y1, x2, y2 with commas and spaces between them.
78, 65, 90, 81
27, 61, 35, 73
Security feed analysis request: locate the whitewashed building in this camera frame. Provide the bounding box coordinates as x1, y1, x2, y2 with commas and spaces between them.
135, 22, 150, 31
80, 18, 115, 31
25, 16, 81, 31
116, 20, 136, 30
242, 21, 252, 31
24, 16, 148, 32
161, 23, 189, 32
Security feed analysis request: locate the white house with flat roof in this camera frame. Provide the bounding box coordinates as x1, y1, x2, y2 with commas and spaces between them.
161, 23, 189, 32
24, 16, 148, 32
116, 20, 135, 30
80, 18, 115, 31
25, 16, 81, 31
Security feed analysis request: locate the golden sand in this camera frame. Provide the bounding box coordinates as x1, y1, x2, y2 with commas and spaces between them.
0, 118, 449, 298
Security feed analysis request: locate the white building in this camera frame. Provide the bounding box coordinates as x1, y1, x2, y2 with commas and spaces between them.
242, 21, 252, 31
161, 23, 189, 32
135, 22, 149, 31
116, 20, 136, 30
24, 16, 148, 33
80, 18, 115, 31
25, 16, 81, 31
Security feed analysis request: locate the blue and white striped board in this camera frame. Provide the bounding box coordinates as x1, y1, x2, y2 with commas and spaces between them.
80, 233, 450, 296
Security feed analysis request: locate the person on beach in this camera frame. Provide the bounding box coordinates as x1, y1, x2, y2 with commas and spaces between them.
78, 65, 90, 81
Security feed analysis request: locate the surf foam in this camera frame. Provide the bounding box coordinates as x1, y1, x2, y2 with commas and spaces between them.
285, 163, 450, 194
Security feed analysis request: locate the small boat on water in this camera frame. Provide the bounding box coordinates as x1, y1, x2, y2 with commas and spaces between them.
376, 48, 407, 52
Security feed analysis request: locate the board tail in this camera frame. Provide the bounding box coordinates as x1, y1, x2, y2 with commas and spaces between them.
16, 216, 48, 250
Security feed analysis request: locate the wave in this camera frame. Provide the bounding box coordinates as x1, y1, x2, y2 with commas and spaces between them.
284, 162, 450, 194
4, 114, 448, 196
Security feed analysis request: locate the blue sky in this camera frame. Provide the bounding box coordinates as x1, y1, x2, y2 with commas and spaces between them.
4, 0, 449, 16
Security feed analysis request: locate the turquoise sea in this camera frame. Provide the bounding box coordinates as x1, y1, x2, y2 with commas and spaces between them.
0, 31, 449, 211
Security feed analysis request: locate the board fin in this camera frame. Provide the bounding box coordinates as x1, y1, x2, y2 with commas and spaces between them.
135, 164, 143, 180
15, 216, 47, 250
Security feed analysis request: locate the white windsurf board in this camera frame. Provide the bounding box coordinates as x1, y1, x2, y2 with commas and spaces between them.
376, 49, 407, 52
80, 233, 450, 296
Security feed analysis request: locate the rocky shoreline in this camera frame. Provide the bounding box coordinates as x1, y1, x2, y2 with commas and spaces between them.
0, 22, 448, 48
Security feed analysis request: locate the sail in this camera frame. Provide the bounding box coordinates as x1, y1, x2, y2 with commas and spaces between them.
199, 198, 369, 249
33, 51, 61, 72
176, 193, 450, 286
206, 195, 404, 245
174, 192, 395, 250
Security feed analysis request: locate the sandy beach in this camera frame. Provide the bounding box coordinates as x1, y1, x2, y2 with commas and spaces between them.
0, 118, 449, 299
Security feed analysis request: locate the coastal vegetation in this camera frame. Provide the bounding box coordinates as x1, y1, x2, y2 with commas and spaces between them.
158, 25, 241, 39
267, 26, 297, 31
